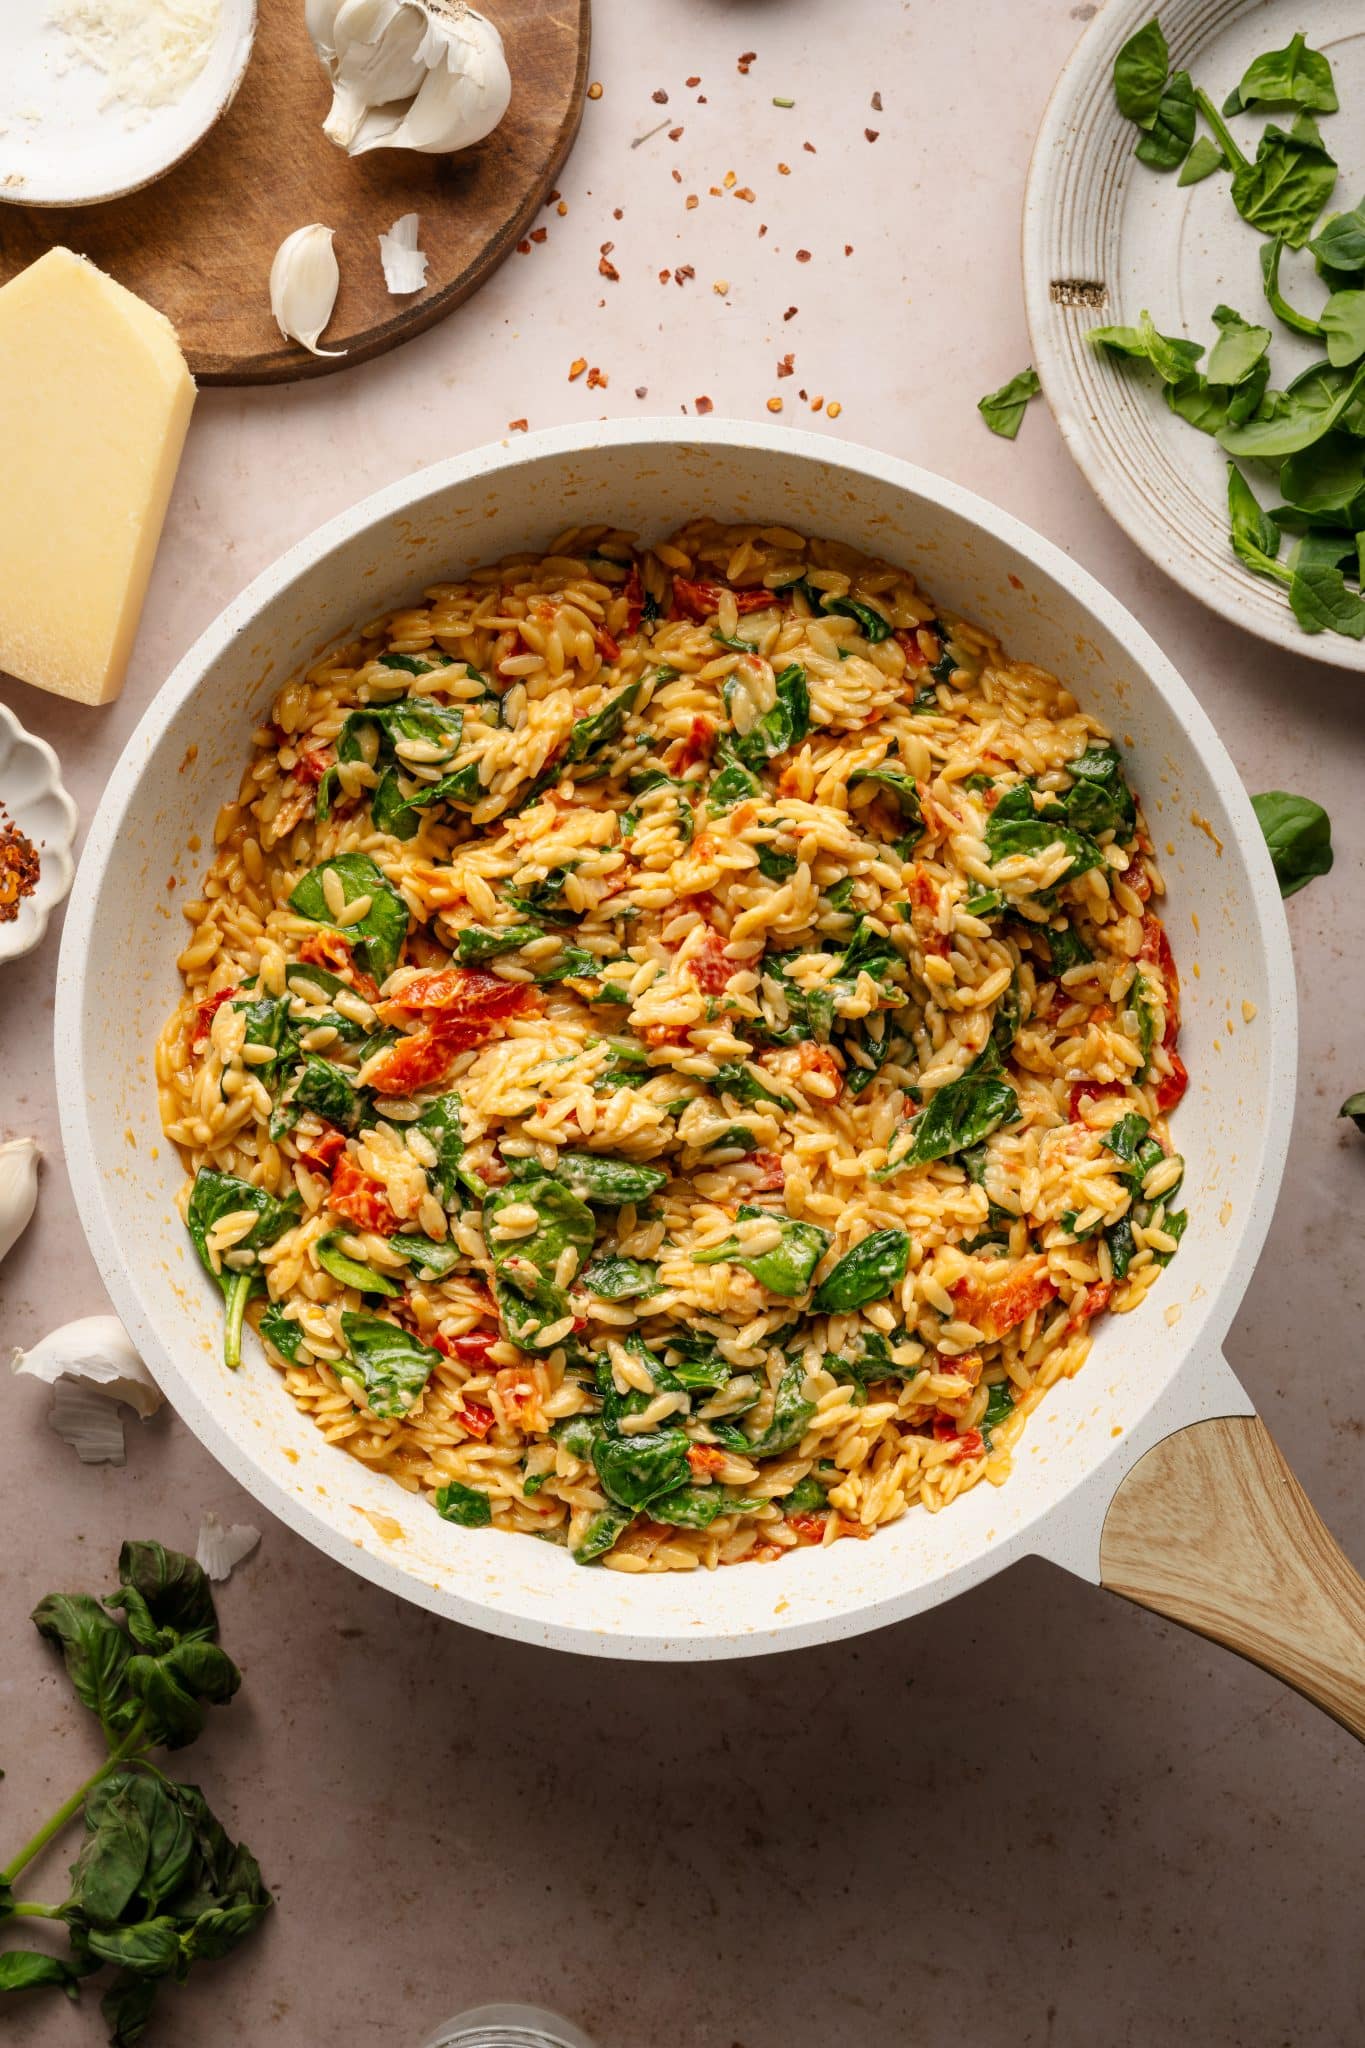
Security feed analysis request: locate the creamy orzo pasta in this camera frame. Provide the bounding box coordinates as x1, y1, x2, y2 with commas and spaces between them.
158, 520, 1189, 1571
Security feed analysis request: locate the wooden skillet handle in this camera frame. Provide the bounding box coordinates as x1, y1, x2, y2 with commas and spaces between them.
1100, 1415, 1365, 1741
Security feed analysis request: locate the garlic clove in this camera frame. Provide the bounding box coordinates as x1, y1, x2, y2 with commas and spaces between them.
323, 0, 428, 149
378, 212, 429, 294
305, 0, 343, 65
12, 1314, 162, 1419
0, 1137, 40, 1266
49, 1380, 129, 1465
196, 1510, 262, 1582
270, 224, 346, 358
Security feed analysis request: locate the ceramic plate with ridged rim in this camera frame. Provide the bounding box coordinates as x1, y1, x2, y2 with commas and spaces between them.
0, 702, 78, 963
1024, 0, 1365, 671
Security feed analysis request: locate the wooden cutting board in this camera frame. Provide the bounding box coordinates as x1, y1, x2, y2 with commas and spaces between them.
0, 0, 591, 384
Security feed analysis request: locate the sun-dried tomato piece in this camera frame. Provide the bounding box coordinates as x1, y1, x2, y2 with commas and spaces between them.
1069, 1079, 1128, 1121
1068, 1279, 1113, 1331
675, 715, 714, 771
190, 986, 235, 1055
455, 1401, 496, 1439
296, 930, 382, 1005
671, 577, 775, 622
328, 1152, 400, 1236
686, 1444, 727, 1478
688, 927, 734, 994
786, 1512, 827, 1544
951, 1256, 1056, 1343
1153, 1050, 1188, 1114
297, 1126, 347, 1175
361, 1025, 464, 1096
294, 747, 332, 786
750, 1150, 786, 1192
376, 966, 540, 1024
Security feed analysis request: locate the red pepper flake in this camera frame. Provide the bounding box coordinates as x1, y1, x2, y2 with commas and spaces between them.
600, 239, 614, 254
810, 394, 824, 412
685, 193, 699, 209
797, 387, 808, 401
515, 239, 531, 254
795, 248, 811, 263
871, 91, 883, 111
530, 226, 547, 243
697, 93, 707, 102
587, 80, 603, 98
507, 418, 528, 432
657, 268, 671, 284
556, 200, 568, 216
546, 189, 561, 203
634, 385, 648, 398
844, 243, 853, 256
777, 162, 791, 175
568, 356, 587, 380
586, 366, 608, 389
674, 264, 695, 285
670, 168, 681, 183
612, 206, 623, 219
685, 74, 700, 87
757, 224, 767, 237
803, 140, 816, 153
776, 352, 794, 377
599, 254, 619, 281
734, 185, 755, 202
782, 305, 797, 320
766, 396, 782, 413
668, 125, 684, 141
695, 394, 713, 413
709, 184, 722, 197
865, 128, 880, 142
827, 399, 843, 418
737, 50, 756, 72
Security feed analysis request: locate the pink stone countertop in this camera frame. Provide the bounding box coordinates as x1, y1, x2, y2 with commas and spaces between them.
2, 4, 1363, 2045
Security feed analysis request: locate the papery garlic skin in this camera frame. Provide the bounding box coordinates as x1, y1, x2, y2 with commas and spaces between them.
196, 1510, 262, 1582
0, 1137, 39, 1266
379, 212, 429, 294
49, 1379, 128, 1465
309, 0, 511, 159
269, 223, 345, 357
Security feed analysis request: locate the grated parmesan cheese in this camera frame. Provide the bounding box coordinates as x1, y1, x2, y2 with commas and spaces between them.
49, 0, 221, 114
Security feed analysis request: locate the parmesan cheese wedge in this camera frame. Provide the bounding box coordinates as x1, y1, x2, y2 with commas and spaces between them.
0, 248, 195, 705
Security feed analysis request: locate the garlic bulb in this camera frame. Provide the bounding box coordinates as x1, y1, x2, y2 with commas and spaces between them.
270, 224, 345, 357
0, 1137, 39, 1266
379, 211, 429, 293
308, 0, 511, 158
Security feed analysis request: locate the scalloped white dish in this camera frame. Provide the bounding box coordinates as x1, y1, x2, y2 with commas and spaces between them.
0, 0, 256, 209
1024, 0, 1365, 671
0, 702, 78, 963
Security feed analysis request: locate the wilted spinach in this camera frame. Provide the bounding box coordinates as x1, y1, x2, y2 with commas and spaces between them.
434, 1481, 492, 1528
337, 1311, 442, 1417
185, 1170, 301, 1370
316, 1233, 398, 1296
811, 1229, 911, 1314
288, 854, 410, 982
484, 1175, 596, 1347
691, 1205, 831, 1297
580, 1255, 662, 1300
724, 663, 810, 769
879, 1055, 1019, 1177
551, 1151, 668, 1206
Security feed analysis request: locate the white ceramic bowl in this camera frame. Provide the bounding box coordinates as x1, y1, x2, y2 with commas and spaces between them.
56, 421, 1296, 1659
0, 701, 78, 964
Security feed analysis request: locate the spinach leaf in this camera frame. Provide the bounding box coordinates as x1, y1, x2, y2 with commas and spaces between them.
580, 1254, 661, 1299
982, 1379, 1016, 1436
811, 1228, 911, 1313
231, 994, 295, 1081
1065, 742, 1137, 835
1222, 359, 1365, 459
1105, 1110, 1151, 1165
986, 781, 1105, 882
880, 1067, 1019, 1176
1280, 431, 1365, 510
844, 1021, 900, 1096
1289, 563, 1365, 636
649, 1486, 765, 1529
1339, 1091, 1365, 1133
822, 594, 894, 640
389, 1232, 461, 1278
1321, 290, 1365, 367
977, 366, 1041, 438
664, 1340, 732, 1393
552, 1150, 668, 1205
484, 1174, 596, 1346
570, 1505, 633, 1564
1195, 96, 1338, 247
294, 1053, 363, 1133
434, 1481, 492, 1528
567, 682, 640, 762
1178, 134, 1226, 186
455, 923, 544, 963
782, 1475, 826, 1514
1135, 69, 1195, 172
707, 751, 762, 812
691, 1204, 831, 1297
591, 1430, 691, 1511
1206, 304, 1271, 386
185, 1171, 302, 1370
1251, 790, 1334, 894
848, 764, 924, 849
711, 1060, 794, 1111
288, 854, 410, 982
1227, 462, 1288, 580
258, 1299, 304, 1362
316, 1232, 398, 1296
338, 1311, 441, 1417
1041, 919, 1091, 973
717, 1361, 815, 1457
1089, 310, 1203, 384
1223, 31, 1338, 116
410, 1093, 484, 1205
756, 844, 798, 881
0, 1952, 81, 1995
1113, 16, 1168, 128
1260, 235, 1325, 336
1311, 199, 1365, 278
725, 662, 810, 769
